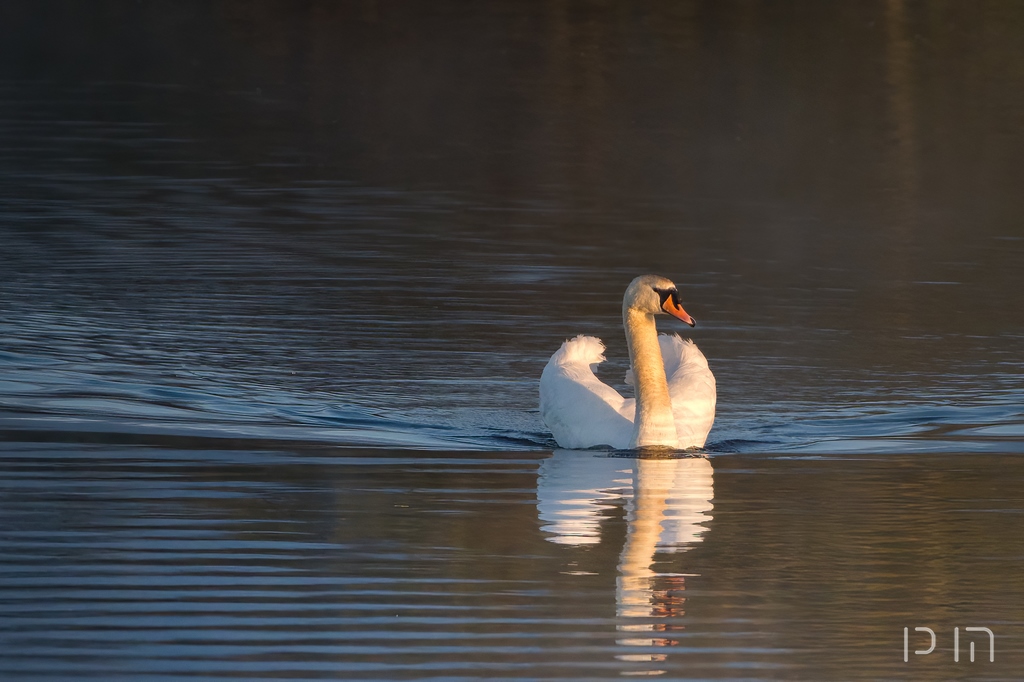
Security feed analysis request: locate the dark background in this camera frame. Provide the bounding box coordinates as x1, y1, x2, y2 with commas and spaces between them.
1, 0, 1022, 445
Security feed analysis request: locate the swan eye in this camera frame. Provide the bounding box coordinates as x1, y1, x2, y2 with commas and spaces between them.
653, 287, 680, 307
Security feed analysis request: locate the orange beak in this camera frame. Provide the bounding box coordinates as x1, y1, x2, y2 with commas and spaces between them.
662, 296, 696, 327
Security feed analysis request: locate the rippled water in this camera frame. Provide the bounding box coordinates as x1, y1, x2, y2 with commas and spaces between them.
5, 446, 1024, 679
2, 1, 1024, 679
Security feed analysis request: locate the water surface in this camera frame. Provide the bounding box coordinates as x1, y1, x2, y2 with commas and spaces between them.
1, 1, 1023, 678
3, 445, 1024, 680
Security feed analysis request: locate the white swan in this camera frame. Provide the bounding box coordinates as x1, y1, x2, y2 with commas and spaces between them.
540, 274, 716, 449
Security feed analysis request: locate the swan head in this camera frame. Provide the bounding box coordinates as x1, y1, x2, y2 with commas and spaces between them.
623, 274, 696, 327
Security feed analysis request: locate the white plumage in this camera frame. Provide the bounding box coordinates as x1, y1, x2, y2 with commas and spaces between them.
539, 275, 716, 450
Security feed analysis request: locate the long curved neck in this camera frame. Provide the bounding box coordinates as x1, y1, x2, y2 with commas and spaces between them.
623, 309, 679, 448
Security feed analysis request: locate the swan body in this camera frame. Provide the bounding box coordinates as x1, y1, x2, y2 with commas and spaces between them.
540, 275, 716, 449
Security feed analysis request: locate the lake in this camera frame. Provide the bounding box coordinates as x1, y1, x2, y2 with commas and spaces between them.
1, 1, 1023, 679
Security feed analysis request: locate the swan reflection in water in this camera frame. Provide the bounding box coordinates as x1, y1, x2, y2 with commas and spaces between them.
537, 450, 714, 663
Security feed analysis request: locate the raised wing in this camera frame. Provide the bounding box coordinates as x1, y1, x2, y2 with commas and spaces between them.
659, 334, 717, 448
539, 335, 634, 449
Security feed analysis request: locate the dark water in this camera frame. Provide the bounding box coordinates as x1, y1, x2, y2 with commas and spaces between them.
2, 1, 1024, 678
